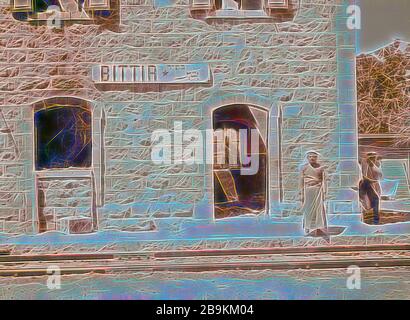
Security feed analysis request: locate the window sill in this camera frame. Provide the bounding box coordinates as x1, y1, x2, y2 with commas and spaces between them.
35, 169, 92, 179
28, 12, 93, 21
205, 10, 273, 21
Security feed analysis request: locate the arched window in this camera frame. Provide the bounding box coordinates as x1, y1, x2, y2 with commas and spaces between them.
34, 98, 92, 170
213, 104, 268, 219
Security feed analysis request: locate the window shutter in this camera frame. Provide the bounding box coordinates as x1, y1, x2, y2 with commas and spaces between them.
265, 0, 288, 9
12, 0, 32, 11
190, 0, 213, 10
85, 0, 110, 10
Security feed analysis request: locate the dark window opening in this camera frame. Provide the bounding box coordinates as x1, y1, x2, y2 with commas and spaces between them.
34, 102, 92, 170
213, 104, 268, 219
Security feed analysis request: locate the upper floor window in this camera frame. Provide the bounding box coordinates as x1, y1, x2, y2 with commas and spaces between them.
34, 98, 92, 170
216, 0, 262, 11
190, 0, 293, 21
11, 0, 115, 24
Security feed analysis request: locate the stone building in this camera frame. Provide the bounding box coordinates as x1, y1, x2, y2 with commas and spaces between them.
0, 0, 359, 236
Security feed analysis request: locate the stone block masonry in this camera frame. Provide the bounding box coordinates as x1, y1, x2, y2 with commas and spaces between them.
37, 178, 93, 232
0, 0, 358, 234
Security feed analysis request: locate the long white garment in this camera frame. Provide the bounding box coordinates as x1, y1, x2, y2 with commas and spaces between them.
300, 163, 327, 232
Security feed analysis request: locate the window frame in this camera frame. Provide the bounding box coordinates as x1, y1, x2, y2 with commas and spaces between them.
212, 104, 270, 219
265, 0, 288, 9
190, 0, 291, 19
85, 0, 110, 11
11, 0, 113, 21
11, 0, 33, 11
32, 96, 105, 212
190, 0, 214, 10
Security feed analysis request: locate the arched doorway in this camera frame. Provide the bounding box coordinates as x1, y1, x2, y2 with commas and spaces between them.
213, 104, 268, 219
33, 97, 95, 233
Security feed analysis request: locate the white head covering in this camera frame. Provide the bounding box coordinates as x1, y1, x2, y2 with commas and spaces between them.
305, 150, 320, 157
299, 150, 321, 171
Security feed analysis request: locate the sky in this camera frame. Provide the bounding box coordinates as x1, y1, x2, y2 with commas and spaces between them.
358, 0, 410, 53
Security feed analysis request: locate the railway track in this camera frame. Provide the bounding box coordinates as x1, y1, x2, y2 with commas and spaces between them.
1, 243, 410, 277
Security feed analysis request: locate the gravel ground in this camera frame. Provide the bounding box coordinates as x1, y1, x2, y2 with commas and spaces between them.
1, 266, 409, 300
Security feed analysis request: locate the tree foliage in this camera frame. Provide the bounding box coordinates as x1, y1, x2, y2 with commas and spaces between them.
357, 41, 410, 144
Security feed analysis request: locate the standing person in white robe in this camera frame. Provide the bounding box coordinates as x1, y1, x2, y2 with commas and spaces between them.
299, 151, 328, 236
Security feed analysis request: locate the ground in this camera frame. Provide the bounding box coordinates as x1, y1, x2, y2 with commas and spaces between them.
1, 209, 410, 300
1, 267, 410, 300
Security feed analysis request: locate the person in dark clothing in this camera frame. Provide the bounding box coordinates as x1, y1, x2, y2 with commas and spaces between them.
359, 152, 383, 224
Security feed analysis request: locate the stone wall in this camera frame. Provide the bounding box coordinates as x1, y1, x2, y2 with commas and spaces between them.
37, 177, 93, 232
0, 0, 358, 234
